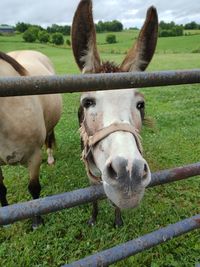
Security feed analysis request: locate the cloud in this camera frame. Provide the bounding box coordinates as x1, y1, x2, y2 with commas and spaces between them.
0, 0, 200, 28
0, 0, 79, 26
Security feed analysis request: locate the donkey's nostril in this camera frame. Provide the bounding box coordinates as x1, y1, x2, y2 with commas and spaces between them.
107, 163, 117, 180
106, 157, 128, 180
142, 163, 148, 180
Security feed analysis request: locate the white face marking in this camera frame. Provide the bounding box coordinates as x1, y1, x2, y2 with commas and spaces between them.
81, 88, 144, 127
81, 88, 144, 166
81, 88, 151, 209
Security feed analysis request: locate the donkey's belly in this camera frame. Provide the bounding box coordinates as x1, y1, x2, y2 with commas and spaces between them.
0, 150, 26, 165
0, 138, 37, 166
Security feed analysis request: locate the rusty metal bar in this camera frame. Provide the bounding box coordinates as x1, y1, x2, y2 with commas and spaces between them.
63, 214, 200, 267
0, 162, 199, 226
0, 69, 200, 97
148, 161, 200, 187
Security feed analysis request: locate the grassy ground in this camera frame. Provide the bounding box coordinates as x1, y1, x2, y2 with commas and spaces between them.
184, 29, 200, 35
0, 32, 200, 267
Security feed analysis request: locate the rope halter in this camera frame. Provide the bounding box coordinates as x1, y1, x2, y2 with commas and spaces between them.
80, 122, 143, 183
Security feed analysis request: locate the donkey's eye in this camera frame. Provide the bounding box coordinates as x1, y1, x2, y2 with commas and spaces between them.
137, 101, 145, 110
82, 97, 96, 109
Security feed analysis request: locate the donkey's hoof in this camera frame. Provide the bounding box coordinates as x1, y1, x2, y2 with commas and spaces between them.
32, 216, 44, 230
114, 218, 124, 228
87, 217, 96, 227
47, 156, 55, 165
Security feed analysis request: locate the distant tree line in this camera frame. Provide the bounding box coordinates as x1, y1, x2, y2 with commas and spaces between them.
15, 22, 71, 35
15, 20, 124, 36
46, 24, 71, 35
14, 22, 71, 45
22, 26, 67, 45
9, 20, 200, 44
95, 20, 123, 32
184, 21, 200, 30
13, 20, 123, 45
159, 21, 200, 37
159, 21, 184, 37
23, 27, 67, 45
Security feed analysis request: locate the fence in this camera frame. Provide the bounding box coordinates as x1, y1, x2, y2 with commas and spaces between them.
0, 70, 200, 266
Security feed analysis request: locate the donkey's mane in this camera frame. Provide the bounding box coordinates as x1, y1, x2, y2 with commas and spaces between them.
97, 61, 123, 73
0, 51, 27, 76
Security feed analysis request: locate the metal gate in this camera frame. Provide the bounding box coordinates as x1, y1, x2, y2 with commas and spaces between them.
0, 70, 200, 267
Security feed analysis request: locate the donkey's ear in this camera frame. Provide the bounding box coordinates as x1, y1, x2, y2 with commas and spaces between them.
72, 0, 101, 73
120, 6, 158, 72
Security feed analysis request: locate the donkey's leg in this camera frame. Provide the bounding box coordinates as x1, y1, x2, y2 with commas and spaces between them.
45, 130, 56, 165
114, 206, 123, 227
0, 167, 8, 207
27, 149, 44, 229
88, 200, 99, 226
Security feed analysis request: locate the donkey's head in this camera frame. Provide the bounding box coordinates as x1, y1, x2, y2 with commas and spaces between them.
72, 0, 158, 209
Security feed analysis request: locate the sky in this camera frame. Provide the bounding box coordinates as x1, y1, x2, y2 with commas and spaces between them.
0, 0, 200, 28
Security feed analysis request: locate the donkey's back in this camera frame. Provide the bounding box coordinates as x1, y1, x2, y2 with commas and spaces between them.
7, 50, 62, 133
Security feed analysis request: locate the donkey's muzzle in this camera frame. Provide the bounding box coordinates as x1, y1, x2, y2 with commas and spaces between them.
105, 157, 150, 187
103, 157, 151, 209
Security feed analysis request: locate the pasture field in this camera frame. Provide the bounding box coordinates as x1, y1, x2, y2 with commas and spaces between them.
0, 32, 200, 267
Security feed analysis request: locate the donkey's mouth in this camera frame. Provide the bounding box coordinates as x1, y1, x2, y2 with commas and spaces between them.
103, 181, 145, 209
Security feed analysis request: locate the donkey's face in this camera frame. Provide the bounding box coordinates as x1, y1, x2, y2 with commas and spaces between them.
72, 0, 158, 209
80, 89, 149, 209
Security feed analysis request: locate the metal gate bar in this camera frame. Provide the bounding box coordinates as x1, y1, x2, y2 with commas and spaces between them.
63, 214, 200, 267
0, 69, 200, 97
0, 162, 199, 226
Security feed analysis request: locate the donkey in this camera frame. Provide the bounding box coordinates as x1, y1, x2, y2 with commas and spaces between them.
72, 0, 158, 226
0, 50, 62, 228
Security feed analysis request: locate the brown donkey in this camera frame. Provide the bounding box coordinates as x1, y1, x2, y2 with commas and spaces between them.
0, 50, 62, 228
72, 0, 158, 226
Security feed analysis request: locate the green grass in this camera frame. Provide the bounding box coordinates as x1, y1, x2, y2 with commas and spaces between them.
156, 34, 200, 54
0, 32, 200, 267
184, 29, 200, 35
95, 29, 200, 55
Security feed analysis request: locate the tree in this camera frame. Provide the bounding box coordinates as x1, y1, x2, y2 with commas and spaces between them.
108, 20, 123, 31
15, 22, 30, 33
66, 39, 71, 46
95, 20, 123, 32
171, 26, 183, 36
47, 24, 60, 34
159, 21, 184, 37
52, 32, 64, 45
106, 34, 117, 44
15, 22, 43, 34
38, 31, 50, 43
184, 21, 199, 30
159, 30, 170, 37
62, 25, 71, 35
96, 21, 105, 32
47, 24, 71, 35
27, 26, 41, 39
159, 21, 175, 30
23, 29, 37, 42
